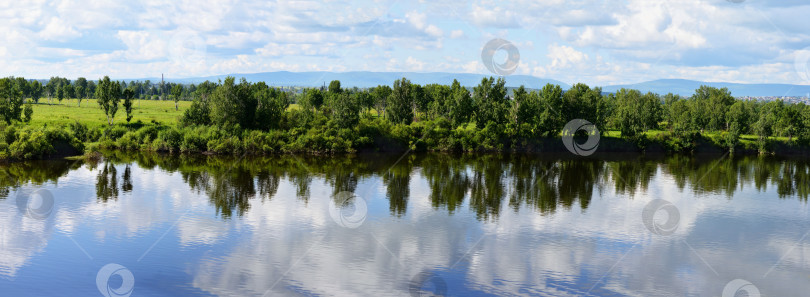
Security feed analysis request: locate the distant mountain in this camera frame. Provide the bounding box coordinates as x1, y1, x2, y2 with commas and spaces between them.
601, 79, 810, 97
147, 72, 810, 97
163, 71, 570, 90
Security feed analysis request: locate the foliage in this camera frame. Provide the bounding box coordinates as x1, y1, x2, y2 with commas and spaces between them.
95, 76, 121, 125
122, 88, 135, 122
0, 78, 26, 124
5, 75, 810, 159
387, 78, 413, 124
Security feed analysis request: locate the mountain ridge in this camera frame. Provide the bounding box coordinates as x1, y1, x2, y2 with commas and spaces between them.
129, 71, 810, 97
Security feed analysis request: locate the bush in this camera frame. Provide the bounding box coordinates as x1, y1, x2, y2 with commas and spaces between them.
242, 130, 286, 154
69, 121, 89, 142
103, 126, 129, 141
8, 130, 53, 159
181, 132, 208, 152
152, 128, 183, 152
207, 136, 242, 155
115, 132, 141, 151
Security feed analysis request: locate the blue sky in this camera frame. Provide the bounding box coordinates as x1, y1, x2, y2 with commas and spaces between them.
2, 0, 810, 86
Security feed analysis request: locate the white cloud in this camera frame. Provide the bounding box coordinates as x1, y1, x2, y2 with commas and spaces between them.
38, 17, 81, 41
0, 0, 808, 85
116, 30, 169, 61
547, 43, 588, 69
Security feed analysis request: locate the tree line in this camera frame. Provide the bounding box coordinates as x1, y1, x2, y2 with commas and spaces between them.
176, 76, 810, 152
0, 75, 197, 107
3, 74, 810, 154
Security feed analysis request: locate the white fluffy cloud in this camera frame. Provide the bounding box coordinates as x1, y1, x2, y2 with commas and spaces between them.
0, 0, 809, 85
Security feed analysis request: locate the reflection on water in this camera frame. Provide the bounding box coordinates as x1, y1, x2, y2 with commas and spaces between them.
0, 152, 808, 296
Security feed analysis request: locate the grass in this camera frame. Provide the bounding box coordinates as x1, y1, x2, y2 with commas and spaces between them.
30, 98, 190, 128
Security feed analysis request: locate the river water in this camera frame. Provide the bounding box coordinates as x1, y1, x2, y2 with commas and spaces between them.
1, 152, 808, 296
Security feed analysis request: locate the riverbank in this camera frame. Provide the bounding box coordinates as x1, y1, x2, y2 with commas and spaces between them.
4, 78, 810, 161
3, 118, 810, 161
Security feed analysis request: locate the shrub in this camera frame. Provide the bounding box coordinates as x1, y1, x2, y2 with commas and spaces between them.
103, 126, 129, 141
207, 136, 242, 155
8, 130, 53, 159
153, 128, 183, 152
69, 121, 89, 142
181, 132, 208, 153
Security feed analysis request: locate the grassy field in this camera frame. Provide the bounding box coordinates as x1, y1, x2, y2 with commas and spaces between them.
30, 98, 190, 127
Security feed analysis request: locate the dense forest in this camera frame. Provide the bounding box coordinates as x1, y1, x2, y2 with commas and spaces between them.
0, 75, 809, 159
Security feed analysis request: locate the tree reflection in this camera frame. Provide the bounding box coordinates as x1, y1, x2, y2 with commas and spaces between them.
0, 159, 79, 199
383, 154, 413, 217
96, 161, 119, 202
122, 164, 133, 193
180, 157, 285, 219
422, 154, 470, 214
468, 155, 507, 221
3, 151, 808, 221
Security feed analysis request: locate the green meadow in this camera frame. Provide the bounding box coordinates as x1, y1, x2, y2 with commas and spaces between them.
28, 99, 190, 127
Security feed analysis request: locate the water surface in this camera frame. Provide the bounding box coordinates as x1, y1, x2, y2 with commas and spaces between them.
1, 152, 809, 296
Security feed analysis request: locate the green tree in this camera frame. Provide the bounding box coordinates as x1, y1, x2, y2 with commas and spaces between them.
411, 83, 429, 118
424, 84, 451, 120
563, 83, 602, 124
210, 77, 255, 128
0, 78, 25, 124
387, 78, 414, 124
56, 84, 65, 104
63, 84, 75, 100
511, 86, 533, 126
95, 76, 121, 125
14, 77, 29, 99
86, 80, 96, 99
74, 77, 88, 96
171, 84, 183, 111
253, 83, 289, 129
123, 88, 135, 122
23, 102, 33, 123
472, 77, 508, 128
304, 88, 324, 111
29, 80, 42, 103
45, 77, 58, 104
753, 101, 780, 151
332, 92, 360, 128
611, 89, 661, 138
723, 100, 751, 150
662, 93, 682, 127
536, 83, 564, 137
775, 102, 802, 142
75, 86, 85, 106
668, 99, 692, 134
372, 85, 392, 119
181, 85, 214, 127
355, 90, 374, 114
328, 80, 342, 94
448, 80, 473, 127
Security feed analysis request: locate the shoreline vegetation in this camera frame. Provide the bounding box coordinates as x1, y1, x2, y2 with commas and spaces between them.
1, 75, 810, 160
